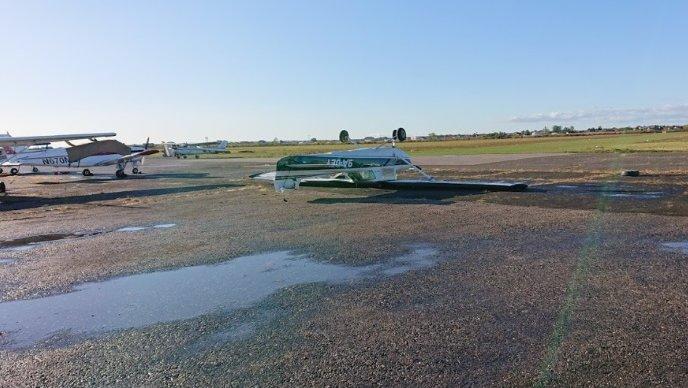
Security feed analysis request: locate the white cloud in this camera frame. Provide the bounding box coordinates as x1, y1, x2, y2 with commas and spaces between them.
509, 104, 688, 123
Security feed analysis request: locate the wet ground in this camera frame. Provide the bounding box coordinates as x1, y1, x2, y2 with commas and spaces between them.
1, 153, 688, 385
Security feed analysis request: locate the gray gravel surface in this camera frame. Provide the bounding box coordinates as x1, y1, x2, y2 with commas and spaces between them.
1, 153, 688, 386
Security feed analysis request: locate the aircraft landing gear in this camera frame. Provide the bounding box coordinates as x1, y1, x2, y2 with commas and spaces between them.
0, 181, 5, 193
132, 167, 139, 175
182, 155, 187, 159
194, 155, 199, 159
32, 167, 39, 173
0, 168, 3, 174
10, 168, 19, 176
115, 169, 126, 179
82, 169, 93, 177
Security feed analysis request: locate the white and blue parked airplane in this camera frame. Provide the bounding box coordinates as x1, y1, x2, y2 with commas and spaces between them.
0, 133, 157, 178
163, 140, 229, 158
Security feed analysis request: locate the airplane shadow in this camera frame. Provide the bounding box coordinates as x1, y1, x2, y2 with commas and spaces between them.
1, 183, 241, 210
127, 173, 212, 180
308, 189, 485, 205
35, 172, 211, 185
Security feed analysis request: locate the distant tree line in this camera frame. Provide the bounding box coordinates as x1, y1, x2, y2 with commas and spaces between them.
231, 124, 688, 145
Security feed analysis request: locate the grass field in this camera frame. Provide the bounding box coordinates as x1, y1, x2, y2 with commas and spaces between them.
221, 131, 688, 158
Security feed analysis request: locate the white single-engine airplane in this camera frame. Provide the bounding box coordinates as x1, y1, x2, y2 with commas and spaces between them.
163, 140, 229, 159
0, 132, 121, 193
1, 133, 157, 178
252, 128, 527, 193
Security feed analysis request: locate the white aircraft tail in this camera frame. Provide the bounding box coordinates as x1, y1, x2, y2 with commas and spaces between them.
216, 140, 228, 150
162, 143, 176, 157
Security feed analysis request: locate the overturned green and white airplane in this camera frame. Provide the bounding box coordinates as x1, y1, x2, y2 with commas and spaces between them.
252, 128, 527, 192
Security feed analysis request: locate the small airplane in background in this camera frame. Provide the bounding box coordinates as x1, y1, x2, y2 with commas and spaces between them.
1, 134, 157, 178
162, 140, 229, 158
0, 132, 120, 193
252, 128, 528, 193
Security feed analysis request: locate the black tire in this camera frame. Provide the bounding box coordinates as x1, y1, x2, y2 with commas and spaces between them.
339, 130, 350, 143
10, 168, 18, 176
396, 127, 407, 142
0, 181, 5, 193
115, 169, 126, 179
32, 167, 39, 173
183, 155, 187, 159
132, 167, 139, 174
195, 155, 199, 159
82, 169, 92, 176
0, 168, 3, 174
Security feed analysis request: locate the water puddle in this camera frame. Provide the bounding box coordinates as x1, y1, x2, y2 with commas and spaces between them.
182, 322, 258, 356
381, 247, 437, 275
0, 233, 77, 253
116, 226, 148, 232
153, 223, 177, 229
0, 244, 39, 253
0, 233, 74, 250
0, 246, 438, 349
1, 224, 178, 252
552, 184, 664, 199
117, 224, 177, 232
662, 242, 688, 254
602, 192, 662, 199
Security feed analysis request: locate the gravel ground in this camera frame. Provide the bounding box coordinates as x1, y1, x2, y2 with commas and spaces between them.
1, 153, 688, 386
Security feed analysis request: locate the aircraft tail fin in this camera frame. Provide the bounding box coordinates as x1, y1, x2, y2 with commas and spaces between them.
217, 140, 228, 149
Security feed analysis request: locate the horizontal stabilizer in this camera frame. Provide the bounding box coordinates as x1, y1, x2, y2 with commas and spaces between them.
118, 149, 159, 162
249, 171, 276, 181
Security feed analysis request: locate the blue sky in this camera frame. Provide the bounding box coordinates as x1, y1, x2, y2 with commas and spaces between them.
1, 1, 686, 143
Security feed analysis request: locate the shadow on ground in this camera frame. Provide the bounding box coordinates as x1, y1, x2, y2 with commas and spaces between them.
0, 183, 241, 210
34, 172, 212, 185
308, 189, 485, 205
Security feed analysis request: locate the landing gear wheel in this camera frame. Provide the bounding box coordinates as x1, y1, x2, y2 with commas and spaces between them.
183, 155, 187, 159
0, 168, 3, 174
82, 169, 92, 177
132, 167, 139, 175
0, 181, 5, 193
32, 167, 39, 173
10, 168, 19, 176
115, 169, 126, 179
195, 155, 199, 159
